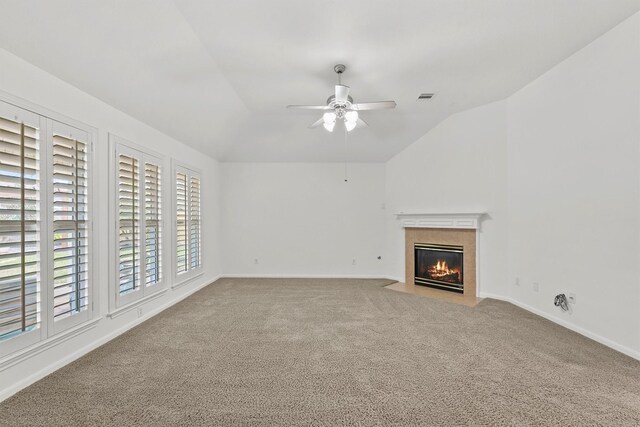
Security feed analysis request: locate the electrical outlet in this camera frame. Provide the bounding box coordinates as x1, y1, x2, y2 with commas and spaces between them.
515, 277, 520, 286
568, 293, 576, 304
254, 258, 259, 265
352, 258, 357, 265
533, 282, 539, 292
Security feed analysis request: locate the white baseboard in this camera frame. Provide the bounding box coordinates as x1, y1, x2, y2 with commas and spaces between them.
0, 275, 220, 402
479, 292, 640, 361
221, 274, 391, 280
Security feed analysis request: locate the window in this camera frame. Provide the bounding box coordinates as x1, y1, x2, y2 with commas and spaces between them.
174, 164, 201, 282
0, 109, 41, 347
112, 137, 163, 309
0, 100, 94, 356
52, 126, 90, 325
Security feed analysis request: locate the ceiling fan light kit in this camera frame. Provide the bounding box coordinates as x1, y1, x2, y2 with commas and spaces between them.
287, 64, 397, 132
345, 120, 357, 132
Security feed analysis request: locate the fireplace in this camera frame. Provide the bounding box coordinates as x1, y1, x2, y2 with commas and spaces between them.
414, 243, 464, 293
399, 214, 482, 299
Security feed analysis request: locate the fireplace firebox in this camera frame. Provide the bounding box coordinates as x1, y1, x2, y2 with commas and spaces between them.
414, 243, 464, 293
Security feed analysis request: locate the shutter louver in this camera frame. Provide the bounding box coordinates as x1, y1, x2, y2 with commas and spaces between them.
175, 166, 201, 278
176, 172, 188, 274
118, 154, 140, 295
0, 117, 40, 341
144, 162, 161, 286
189, 176, 201, 269
52, 134, 89, 321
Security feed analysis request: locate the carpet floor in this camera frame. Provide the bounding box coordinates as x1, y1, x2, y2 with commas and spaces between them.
1, 278, 639, 426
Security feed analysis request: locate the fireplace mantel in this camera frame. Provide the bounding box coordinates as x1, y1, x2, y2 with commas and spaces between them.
396, 212, 485, 230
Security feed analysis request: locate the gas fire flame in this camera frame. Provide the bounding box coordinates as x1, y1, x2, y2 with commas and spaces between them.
428, 259, 460, 280
435, 260, 452, 273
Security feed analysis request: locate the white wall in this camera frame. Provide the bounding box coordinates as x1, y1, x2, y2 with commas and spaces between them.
382, 12, 640, 358
0, 48, 222, 399
221, 163, 387, 277
506, 12, 640, 357
384, 101, 508, 296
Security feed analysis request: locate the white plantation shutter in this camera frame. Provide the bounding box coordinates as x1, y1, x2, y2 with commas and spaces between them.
175, 171, 188, 274
189, 176, 201, 269
118, 154, 140, 296
52, 127, 90, 324
0, 113, 41, 343
112, 139, 163, 308
0, 99, 93, 355
175, 165, 201, 279
144, 161, 161, 286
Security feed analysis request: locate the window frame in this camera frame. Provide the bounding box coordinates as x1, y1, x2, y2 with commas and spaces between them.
0, 94, 97, 359
171, 160, 202, 288
0, 102, 45, 357
47, 119, 93, 336
108, 135, 166, 313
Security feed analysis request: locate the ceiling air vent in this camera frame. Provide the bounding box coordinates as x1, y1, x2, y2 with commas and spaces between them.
418, 93, 435, 100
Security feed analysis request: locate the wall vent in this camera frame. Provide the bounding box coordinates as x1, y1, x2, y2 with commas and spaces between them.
418, 93, 435, 100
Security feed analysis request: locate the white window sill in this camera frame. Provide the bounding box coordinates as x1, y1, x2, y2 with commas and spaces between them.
172, 271, 204, 290
108, 288, 168, 319
0, 318, 101, 372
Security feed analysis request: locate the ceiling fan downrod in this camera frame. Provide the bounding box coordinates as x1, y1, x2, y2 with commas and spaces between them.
334, 64, 346, 85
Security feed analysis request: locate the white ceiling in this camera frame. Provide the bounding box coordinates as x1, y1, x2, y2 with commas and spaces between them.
0, 0, 638, 162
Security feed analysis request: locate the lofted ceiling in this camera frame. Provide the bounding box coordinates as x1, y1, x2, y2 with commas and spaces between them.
0, 0, 639, 162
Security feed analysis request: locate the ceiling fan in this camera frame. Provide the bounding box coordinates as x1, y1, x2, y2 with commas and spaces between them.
286, 64, 396, 132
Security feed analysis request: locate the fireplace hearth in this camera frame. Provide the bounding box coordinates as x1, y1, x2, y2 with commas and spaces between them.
414, 243, 464, 293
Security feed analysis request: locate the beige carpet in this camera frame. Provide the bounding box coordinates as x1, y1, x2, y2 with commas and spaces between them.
1, 278, 639, 426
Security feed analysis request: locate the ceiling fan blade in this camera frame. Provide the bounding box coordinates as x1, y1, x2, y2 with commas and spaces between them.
356, 117, 368, 128
351, 101, 396, 111
335, 85, 350, 103
309, 118, 324, 128
286, 105, 331, 110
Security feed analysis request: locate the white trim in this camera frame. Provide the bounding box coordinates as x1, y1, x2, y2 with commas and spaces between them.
475, 230, 481, 296
479, 293, 640, 361
108, 133, 165, 160
107, 288, 168, 319
0, 318, 100, 372
221, 274, 392, 280
172, 271, 204, 290
396, 212, 485, 229
0, 275, 221, 403
0, 89, 98, 136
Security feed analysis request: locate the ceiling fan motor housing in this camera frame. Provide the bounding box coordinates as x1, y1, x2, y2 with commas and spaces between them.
326, 95, 353, 118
